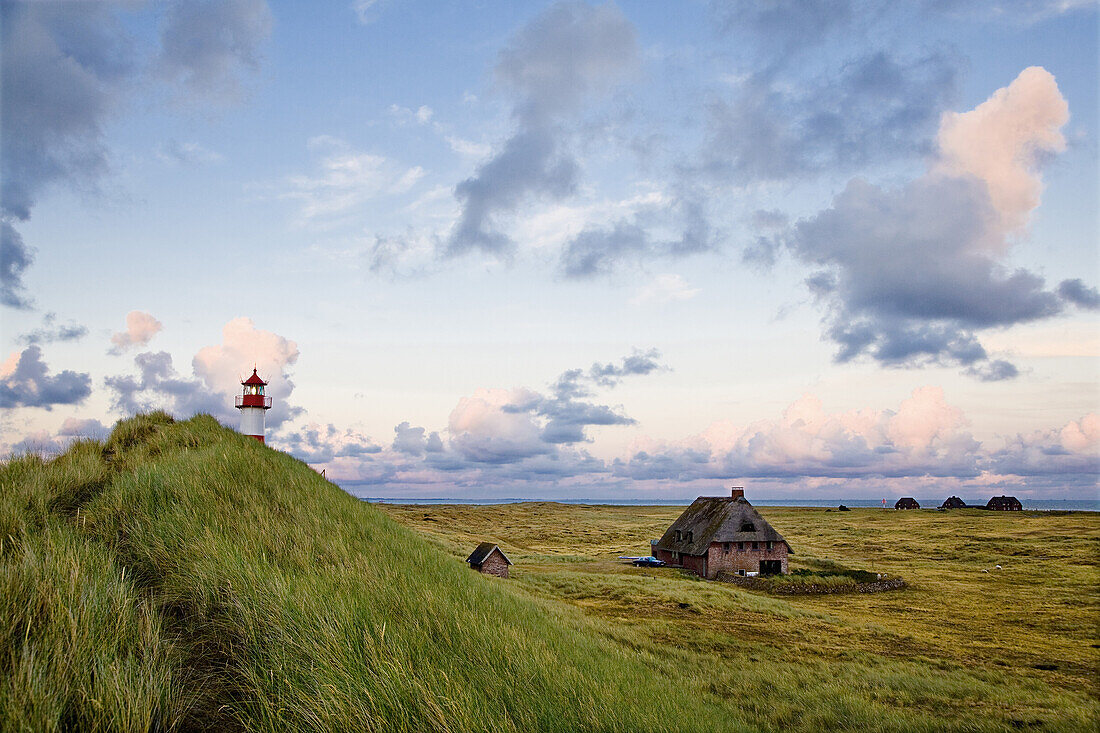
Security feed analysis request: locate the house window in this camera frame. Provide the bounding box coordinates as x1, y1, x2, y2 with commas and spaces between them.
752, 542, 758, 550
675, 530, 682, 542
737, 542, 744, 552
723, 542, 730, 553
740, 522, 755, 532
686, 531, 693, 543
767, 541, 773, 550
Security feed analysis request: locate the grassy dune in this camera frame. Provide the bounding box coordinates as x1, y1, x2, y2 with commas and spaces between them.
2, 413, 1096, 731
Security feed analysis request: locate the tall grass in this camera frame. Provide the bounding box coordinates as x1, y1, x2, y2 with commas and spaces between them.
2, 414, 752, 732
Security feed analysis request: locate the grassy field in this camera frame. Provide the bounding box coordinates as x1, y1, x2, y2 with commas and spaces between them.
376, 501, 1100, 730
2, 413, 1097, 731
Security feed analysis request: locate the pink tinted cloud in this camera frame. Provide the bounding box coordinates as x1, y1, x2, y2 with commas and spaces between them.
109, 311, 163, 354
936, 65, 1068, 234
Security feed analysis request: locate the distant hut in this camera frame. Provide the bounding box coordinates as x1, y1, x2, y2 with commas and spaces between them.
653, 488, 792, 579
466, 543, 512, 578
940, 496, 967, 510
894, 497, 920, 510
986, 495, 1023, 511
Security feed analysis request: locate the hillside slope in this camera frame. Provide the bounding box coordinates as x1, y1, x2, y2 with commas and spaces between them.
2, 413, 755, 732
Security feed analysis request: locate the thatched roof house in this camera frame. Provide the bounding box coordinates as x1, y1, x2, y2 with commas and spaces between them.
986, 495, 1022, 511
940, 496, 968, 509
894, 497, 920, 510
653, 488, 791, 579
466, 543, 512, 578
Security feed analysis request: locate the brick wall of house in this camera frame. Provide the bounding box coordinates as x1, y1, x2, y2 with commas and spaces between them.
477, 550, 510, 578
705, 541, 788, 579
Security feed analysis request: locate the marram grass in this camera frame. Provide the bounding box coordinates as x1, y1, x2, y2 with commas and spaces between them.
3, 412, 1097, 731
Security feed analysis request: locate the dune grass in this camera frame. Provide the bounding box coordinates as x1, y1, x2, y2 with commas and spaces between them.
3, 413, 1096, 731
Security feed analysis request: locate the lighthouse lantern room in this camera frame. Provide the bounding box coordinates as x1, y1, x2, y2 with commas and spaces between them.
235, 368, 272, 442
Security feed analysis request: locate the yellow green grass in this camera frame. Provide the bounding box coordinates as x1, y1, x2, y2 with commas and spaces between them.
377, 501, 1100, 730
1, 412, 1096, 731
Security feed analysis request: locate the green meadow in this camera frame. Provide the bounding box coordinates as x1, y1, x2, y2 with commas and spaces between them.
2, 413, 1097, 732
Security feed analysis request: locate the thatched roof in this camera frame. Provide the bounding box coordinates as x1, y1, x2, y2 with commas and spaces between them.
654, 497, 791, 556
466, 542, 512, 566
895, 497, 920, 509
987, 495, 1022, 510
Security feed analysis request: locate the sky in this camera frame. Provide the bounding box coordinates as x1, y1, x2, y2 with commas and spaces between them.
1, 0, 1097, 501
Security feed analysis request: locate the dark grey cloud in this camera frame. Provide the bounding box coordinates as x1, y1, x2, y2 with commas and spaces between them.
392, 421, 442, 456
157, 0, 273, 103
1058, 278, 1100, 310
588, 349, 663, 387
560, 194, 712, 277
788, 175, 1063, 377
0, 2, 132, 308
104, 351, 223, 418
446, 1, 638, 258
279, 423, 382, 464
17, 313, 88, 345
700, 50, 957, 184
1, 222, 34, 309
0, 1, 271, 309
0, 346, 91, 409
502, 350, 666, 445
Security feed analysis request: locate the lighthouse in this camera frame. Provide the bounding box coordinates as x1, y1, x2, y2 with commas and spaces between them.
235, 368, 272, 442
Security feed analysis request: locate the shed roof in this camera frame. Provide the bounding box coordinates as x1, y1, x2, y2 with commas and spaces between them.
466, 542, 512, 566
242, 368, 267, 386
654, 497, 791, 556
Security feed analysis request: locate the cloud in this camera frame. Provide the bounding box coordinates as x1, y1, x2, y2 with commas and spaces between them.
17, 313, 88, 345
352, 0, 385, 24
446, 1, 638, 257
0, 2, 133, 307
192, 317, 301, 428
109, 311, 163, 354
559, 194, 713, 277
105, 317, 301, 428
158, 139, 223, 165
392, 421, 443, 456
629, 274, 701, 306
786, 67, 1070, 378
988, 414, 1100, 478
1, 222, 34, 309
157, 0, 273, 104
57, 417, 110, 439
701, 50, 957, 183
617, 386, 982, 482
283, 136, 425, 225
0, 346, 92, 409
1058, 278, 1100, 310
279, 423, 382, 463
935, 66, 1068, 233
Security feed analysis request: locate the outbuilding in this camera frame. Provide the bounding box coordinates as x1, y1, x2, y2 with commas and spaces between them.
653, 488, 791, 579
466, 543, 512, 578
986, 495, 1022, 511
894, 497, 920, 510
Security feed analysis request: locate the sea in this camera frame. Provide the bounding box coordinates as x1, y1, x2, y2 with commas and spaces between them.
358, 496, 1100, 511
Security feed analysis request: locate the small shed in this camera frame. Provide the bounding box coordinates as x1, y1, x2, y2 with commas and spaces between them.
894, 497, 920, 510
466, 542, 512, 578
940, 496, 967, 509
986, 495, 1022, 511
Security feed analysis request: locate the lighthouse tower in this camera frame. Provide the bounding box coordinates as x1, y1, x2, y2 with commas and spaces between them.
235, 368, 272, 443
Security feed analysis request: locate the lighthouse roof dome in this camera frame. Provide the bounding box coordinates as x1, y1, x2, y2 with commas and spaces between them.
242, 368, 268, 386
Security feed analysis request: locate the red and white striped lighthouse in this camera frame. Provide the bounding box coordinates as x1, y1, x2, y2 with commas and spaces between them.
235, 368, 272, 443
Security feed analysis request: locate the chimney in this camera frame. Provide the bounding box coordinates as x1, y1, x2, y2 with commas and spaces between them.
730, 486, 745, 500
